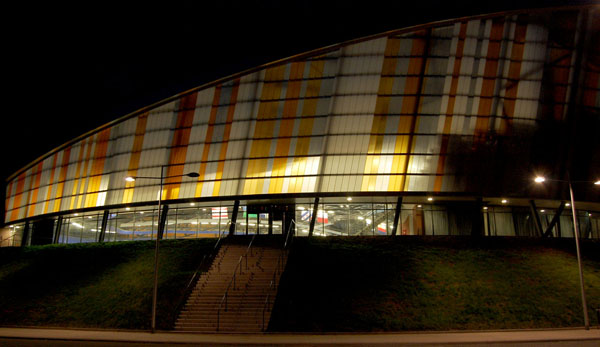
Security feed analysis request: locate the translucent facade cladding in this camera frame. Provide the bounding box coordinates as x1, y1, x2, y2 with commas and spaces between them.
4, 6, 600, 235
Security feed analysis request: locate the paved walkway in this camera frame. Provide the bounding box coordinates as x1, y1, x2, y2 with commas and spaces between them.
0, 327, 599, 346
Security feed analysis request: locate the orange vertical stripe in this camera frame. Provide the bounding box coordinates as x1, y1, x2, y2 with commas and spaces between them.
500, 17, 528, 134
85, 129, 111, 207
164, 92, 198, 200
43, 153, 60, 214
123, 113, 149, 204
9, 173, 27, 222
77, 138, 95, 208
53, 146, 72, 212
27, 162, 44, 217
389, 31, 428, 192
5, 180, 14, 222
195, 87, 222, 197
434, 22, 468, 192
474, 19, 505, 140
362, 37, 402, 191
213, 80, 240, 196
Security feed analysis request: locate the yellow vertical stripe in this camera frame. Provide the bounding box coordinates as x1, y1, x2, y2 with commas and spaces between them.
289, 59, 325, 193
363, 37, 401, 191
244, 65, 286, 195
27, 162, 44, 218
269, 62, 305, 194
388, 31, 428, 191
69, 142, 87, 209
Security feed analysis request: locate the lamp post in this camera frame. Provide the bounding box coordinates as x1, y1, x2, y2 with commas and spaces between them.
125, 166, 200, 333
533, 175, 599, 330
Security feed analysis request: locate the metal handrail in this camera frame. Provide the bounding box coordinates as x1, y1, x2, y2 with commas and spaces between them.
216, 232, 257, 331
172, 223, 229, 322
284, 220, 296, 249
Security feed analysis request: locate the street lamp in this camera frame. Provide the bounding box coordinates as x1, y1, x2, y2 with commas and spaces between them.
533, 174, 599, 330
125, 166, 200, 333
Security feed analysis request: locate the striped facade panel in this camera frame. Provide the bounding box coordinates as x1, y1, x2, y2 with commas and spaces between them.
4, 7, 600, 224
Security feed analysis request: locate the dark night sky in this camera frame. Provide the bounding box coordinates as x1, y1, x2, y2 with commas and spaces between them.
1, 0, 589, 185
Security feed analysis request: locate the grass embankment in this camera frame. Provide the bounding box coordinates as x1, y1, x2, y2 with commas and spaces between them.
269, 237, 600, 331
0, 239, 214, 330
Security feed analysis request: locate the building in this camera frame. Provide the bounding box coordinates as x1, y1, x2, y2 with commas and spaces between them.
3, 5, 600, 246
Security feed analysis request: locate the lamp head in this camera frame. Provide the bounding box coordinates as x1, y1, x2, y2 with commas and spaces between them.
534, 176, 545, 183
595, 180, 600, 185
125, 176, 136, 182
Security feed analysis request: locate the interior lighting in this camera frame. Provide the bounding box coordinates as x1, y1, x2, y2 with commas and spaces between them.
589, 213, 593, 217
302, 229, 308, 233
190, 203, 195, 206
87, 216, 93, 219
346, 197, 352, 201
483, 206, 488, 210
202, 208, 207, 211
534, 176, 546, 183
125, 207, 131, 211
139, 211, 144, 214
501, 199, 508, 204
91, 229, 97, 232
298, 206, 305, 210
125, 176, 136, 182
210, 222, 217, 225
417, 205, 422, 208
71, 222, 84, 228
427, 197, 433, 201
357, 216, 364, 220
540, 210, 545, 213
366, 219, 372, 225
328, 211, 334, 214
74, 213, 79, 216
201, 222, 209, 225
191, 222, 198, 225
566, 203, 571, 207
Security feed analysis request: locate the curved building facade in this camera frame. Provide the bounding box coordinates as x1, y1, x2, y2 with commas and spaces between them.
3, 5, 600, 245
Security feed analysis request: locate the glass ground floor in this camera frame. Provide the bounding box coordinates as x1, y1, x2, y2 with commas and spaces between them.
2, 195, 600, 247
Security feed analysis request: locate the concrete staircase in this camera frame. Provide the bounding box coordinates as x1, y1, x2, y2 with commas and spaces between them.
175, 239, 287, 332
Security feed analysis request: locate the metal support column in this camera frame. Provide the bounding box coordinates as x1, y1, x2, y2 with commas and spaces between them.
21, 221, 30, 247
392, 196, 403, 236
268, 206, 273, 235
543, 201, 565, 238
529, 200, 544, 237
53, 216, 63, 244
229, 200, 240, 235
99, 210, 109, 242
158, 205, 169, 240
308, 197, 320, 237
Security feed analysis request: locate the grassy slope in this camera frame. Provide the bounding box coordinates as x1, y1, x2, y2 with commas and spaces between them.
0, 239, 214, 330
269, 237, 600, 331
